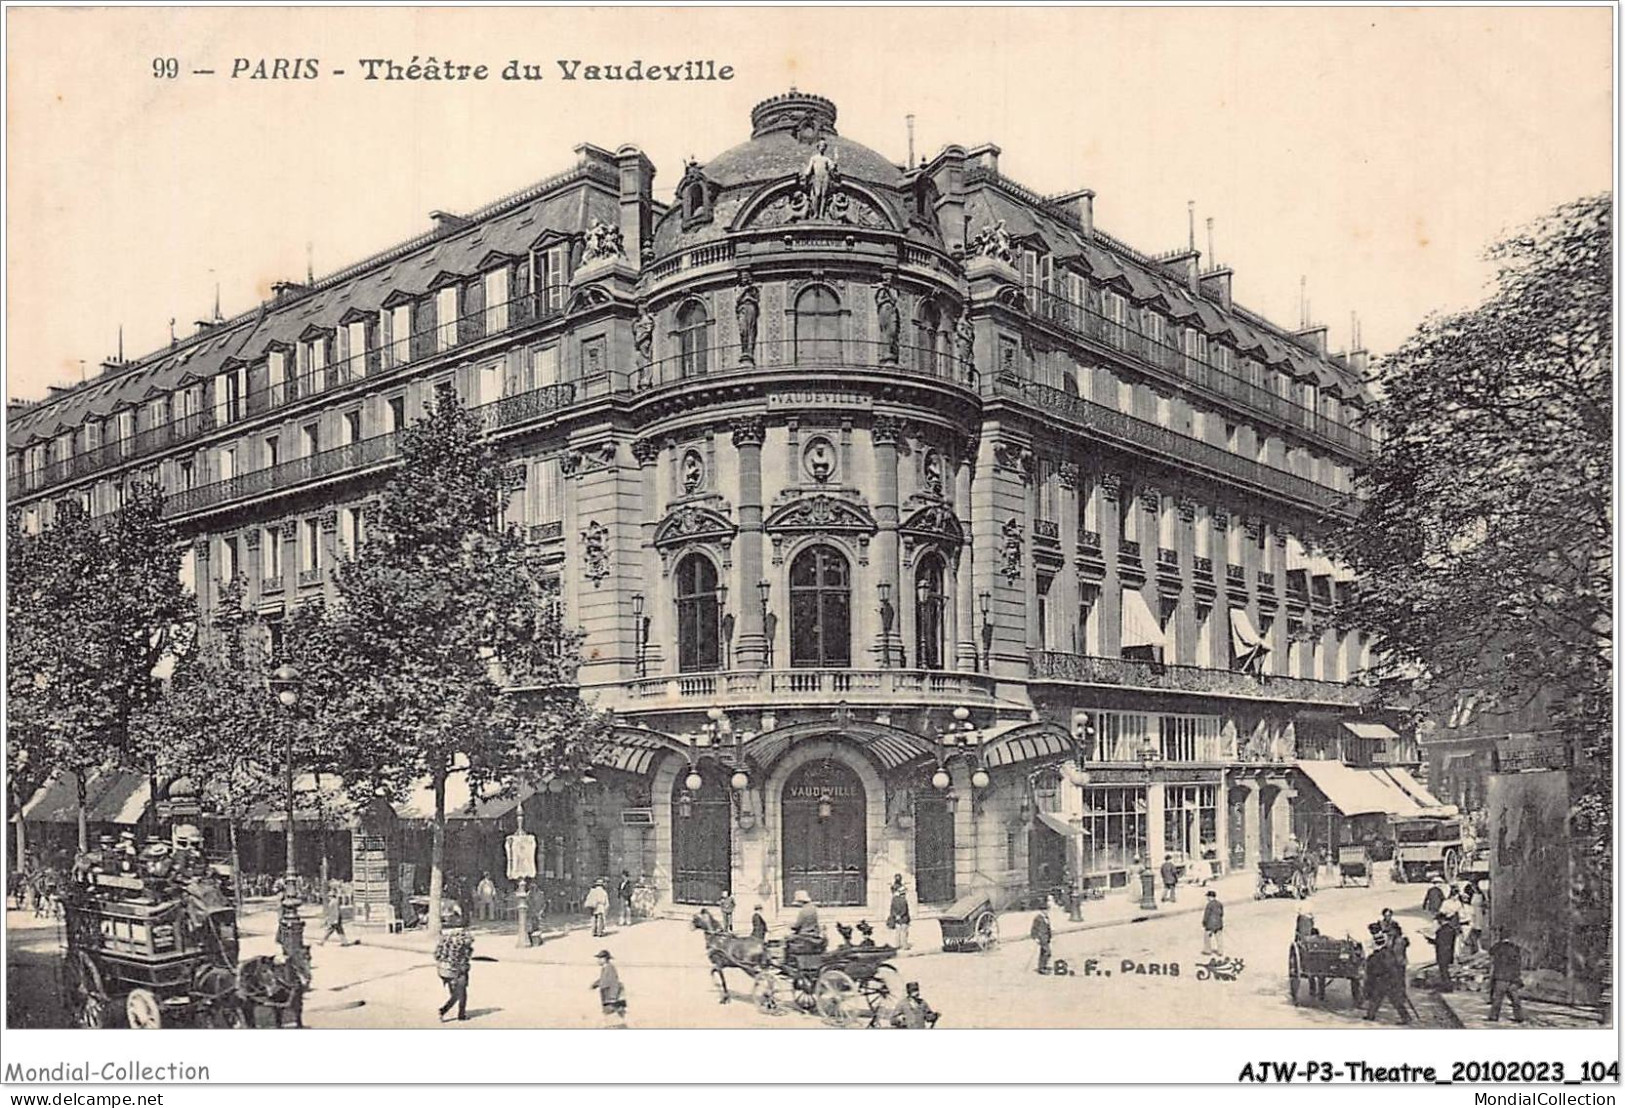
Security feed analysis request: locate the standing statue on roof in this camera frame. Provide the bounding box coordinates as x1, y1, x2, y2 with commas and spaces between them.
971, 219, 1014, 264
803, 139, 839, 221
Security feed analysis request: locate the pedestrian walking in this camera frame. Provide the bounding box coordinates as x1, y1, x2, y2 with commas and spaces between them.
1362, 924, 1413, 1024
617, 870, 635, 927
1464, 882, 1487, 955
887, 874, 911, 950
584, 878, 611, 937
434, 924, 474, 1022
321, 883, 348, 945
1201, 890, 1224, 955
1426, 910, 1460, 991
1030, 908, 1053, 974
718, 890, 736, 933
1422, 877, 1446, 915
591, 949, 627, 1027
474, 872, 496, 923
1160, 857, 1179, 903
1486, 931, 1527, 1023
750, 904, 768, 941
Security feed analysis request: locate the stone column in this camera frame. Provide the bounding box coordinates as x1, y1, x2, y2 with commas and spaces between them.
871, 416, 903, 668
732, 416, 767, 668
631, 438, 665, 676
1059, 463, 1081, 652
1174, 496, 1198, 666
1099, 473, 1124, 656
954, 444, 979, 671
1145, 779, 1166, 870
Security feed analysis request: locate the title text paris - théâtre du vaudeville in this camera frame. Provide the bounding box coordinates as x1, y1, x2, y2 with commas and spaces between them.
228, 57, 734, 82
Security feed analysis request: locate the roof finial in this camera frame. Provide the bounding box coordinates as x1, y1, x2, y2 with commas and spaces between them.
169, 317, 177, 346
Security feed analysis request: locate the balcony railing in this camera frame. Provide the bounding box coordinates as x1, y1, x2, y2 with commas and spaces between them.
994, 377, 1356, 516
1226, 563, 1246, 585
623, 339, 977, 394
1120, 540, 1143, 560
297, 567, 324, 587
262, 575, 285, 595
619, 667, 996, 707
1034, 519, 1060, 541
1258, 571, 1276, 591
1194, 556, 1214, 577
1079, 529, 1102, 551
13, 295, 562, 502
1156, 547, 1179, 568
1028, 289, 1373, 457
1027, 649, 1375, 706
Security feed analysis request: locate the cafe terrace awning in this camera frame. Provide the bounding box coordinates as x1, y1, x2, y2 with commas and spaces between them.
1120, 589, 1168, 652
589, 727, 691, 776
1374, 765, 1445, 811
1034, 811, 1086, 838
1294, 760, 1437, 818
19, 769, 150, 826
977, 720, 1081, 770
1342, 721, 1399, 742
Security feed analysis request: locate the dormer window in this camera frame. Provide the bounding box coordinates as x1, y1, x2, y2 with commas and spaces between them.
678, 162, 715, 229
540, 244, 571, 313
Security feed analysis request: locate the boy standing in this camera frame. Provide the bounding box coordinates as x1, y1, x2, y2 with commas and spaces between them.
591, 949, 627, 1027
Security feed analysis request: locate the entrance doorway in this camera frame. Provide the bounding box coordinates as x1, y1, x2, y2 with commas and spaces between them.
1228, 787, 1249, 870
672, 768, 731, 904
1029, 825, 1067, 897
782, 760, 867, 906
913, 794, 955, 904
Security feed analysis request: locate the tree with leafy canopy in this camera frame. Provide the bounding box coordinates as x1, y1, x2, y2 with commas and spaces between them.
6, 483, 190, 851
137, 580, 334, 906
1332, 193, 1611, 879
310, 393, 607, 941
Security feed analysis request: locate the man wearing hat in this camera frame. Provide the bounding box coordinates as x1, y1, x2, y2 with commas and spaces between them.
750, 904, 768, 941
591, 949, 626, 1027
893, 981, 940, 1029
1202, 890, 1225, 955
583, 878, 611, 938
1422, 876, 1446, 915
1030, 906, 1053, 974
788, 890, 823, 955
1362, 923, 1412, 1023
434, 921, 474, 1022
887, 874, 911, 951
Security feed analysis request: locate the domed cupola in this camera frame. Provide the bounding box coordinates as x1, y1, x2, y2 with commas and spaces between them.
748, 90, 840, 141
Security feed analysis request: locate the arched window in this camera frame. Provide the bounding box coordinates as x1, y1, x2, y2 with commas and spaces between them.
676, 554, 722, 672
677, 301, 710, 377
794, 286, 841, 364
914, 554, 947, 671
915, 301, 942, 374
789, 544, 851, 667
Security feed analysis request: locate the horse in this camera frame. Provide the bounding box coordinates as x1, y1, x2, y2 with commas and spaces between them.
692, 912, 771, 1004
237, 955, 309, 1028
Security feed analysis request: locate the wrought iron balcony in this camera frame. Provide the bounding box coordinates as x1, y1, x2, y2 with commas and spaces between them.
1079, 529, 1102, 551
1194, 556, 1214, 578
619, 667, 996, 709
528, 520, 564, 543
297, 567, 324, 587
1157, 547, 1180, 568
262, 575, 285, 594
1027, 289, 1373, 458
993, 378, 1356, 517
624, 338, 977, 394
1027, 649, 1375, 707
1226, 563, 1247, 585
1034, 519, 1060, 542
1258, 571, 1276, 591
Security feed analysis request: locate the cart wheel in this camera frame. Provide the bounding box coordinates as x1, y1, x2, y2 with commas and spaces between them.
814, 969, 860, 1026
974, 912, 999, 951
126, 988, 162, 1029
751, 973, 779, 1014
208, 1002, 248, 1029
1288, 947, 1301, 1005
865, 966, 905, 1028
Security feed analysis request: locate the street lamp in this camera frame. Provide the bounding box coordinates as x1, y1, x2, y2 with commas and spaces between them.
267, 662, 304, 958
877, 581, 895, 669
758, 579, 773, 668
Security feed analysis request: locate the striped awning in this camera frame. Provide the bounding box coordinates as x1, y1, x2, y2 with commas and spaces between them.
588, 728, 689, 777
742, 722, 938, 775
20, 769, 149, 826
978, 721, 1080, 770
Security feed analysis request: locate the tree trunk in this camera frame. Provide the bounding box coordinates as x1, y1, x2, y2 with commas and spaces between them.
147, 754, 161, 840
428, 766, 447, 943
229, 817, 244, 909
75, 768, 90, 853
14, 808, 27, 872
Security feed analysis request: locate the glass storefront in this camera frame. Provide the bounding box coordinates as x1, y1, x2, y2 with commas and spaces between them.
1078, 786, 1147, 876
1163, 784, 1218, 862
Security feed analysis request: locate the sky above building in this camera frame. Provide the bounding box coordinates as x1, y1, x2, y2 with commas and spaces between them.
5, 6, 1611, 403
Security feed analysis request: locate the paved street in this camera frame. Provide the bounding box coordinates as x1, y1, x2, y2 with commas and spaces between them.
8, 875, 1474, 1029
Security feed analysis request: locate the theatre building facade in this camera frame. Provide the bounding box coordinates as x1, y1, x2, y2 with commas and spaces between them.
9, 92, 1405, 920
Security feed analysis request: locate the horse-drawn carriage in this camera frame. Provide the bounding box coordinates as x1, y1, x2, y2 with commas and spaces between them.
695, 915, 906, 1027
1255, 856, 1317, 900
61, 868, 304, 1028
1337, 844, 1373, 887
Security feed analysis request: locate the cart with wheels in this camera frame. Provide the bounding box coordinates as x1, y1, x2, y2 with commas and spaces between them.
936, 895, 1000, 952
1255, 858, 1317, 899
1288, 934, 1366, 1007
1337, 845, 1372, 887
